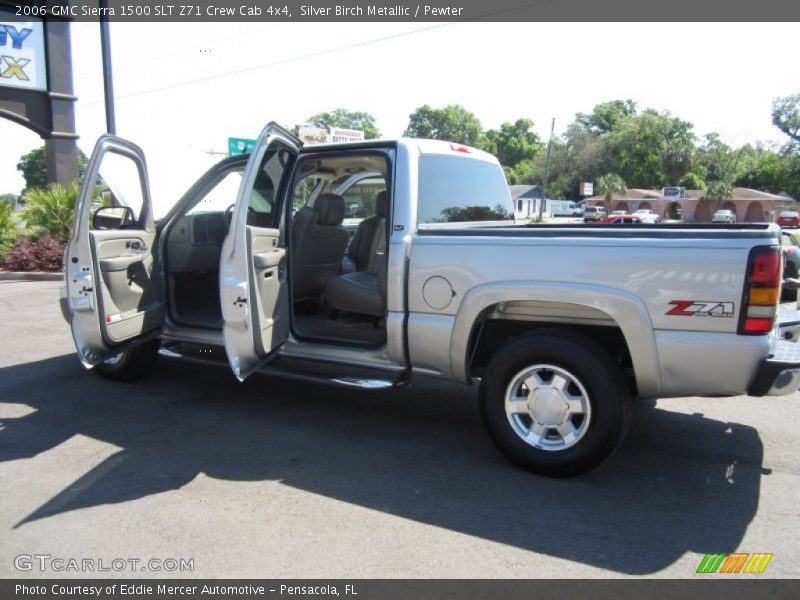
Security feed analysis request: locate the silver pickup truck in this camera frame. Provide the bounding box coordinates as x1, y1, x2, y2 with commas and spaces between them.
61, 123, 800, 477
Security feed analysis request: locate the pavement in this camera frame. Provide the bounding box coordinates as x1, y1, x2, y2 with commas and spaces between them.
0, 280, 798, 579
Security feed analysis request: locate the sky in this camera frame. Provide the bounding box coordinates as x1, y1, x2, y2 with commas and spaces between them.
2, 21, 799, 215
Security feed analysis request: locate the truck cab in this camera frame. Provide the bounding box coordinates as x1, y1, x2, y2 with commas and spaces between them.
62, 124, 510, 385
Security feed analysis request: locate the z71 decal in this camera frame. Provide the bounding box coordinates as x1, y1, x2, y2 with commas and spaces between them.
667, 300, 735, 318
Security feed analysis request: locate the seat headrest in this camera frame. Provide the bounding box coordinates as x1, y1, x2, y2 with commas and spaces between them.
375, 191, 387, 217
314, 193, 345, 226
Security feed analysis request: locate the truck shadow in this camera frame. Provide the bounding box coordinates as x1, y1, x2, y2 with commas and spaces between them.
0, 354, 766, 575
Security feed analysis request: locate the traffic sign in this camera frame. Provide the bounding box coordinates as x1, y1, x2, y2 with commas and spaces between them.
228, 137, 256, 156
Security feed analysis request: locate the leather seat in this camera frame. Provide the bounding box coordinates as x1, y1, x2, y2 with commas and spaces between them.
291, 193, 349, 302
347, 191, 387, 271
325, 217, 387, 317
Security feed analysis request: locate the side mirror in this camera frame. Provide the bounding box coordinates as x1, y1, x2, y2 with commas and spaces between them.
93, 206, 135, 230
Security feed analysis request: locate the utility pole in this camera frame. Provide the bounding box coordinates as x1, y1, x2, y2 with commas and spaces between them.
99, 1, 116, 134
538, 117, 555, 221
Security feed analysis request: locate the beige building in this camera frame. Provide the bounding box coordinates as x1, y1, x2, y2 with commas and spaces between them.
585, 187, 793, 222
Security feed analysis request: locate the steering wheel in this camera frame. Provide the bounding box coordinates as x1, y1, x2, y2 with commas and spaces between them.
224, 203, 236, 228
224, 203, 257, 228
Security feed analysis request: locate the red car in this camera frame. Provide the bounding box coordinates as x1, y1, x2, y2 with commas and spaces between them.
777, 211, 800, 228
600, 214, 641, 224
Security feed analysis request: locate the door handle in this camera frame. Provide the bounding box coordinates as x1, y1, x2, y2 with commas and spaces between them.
99, 254, 145, 272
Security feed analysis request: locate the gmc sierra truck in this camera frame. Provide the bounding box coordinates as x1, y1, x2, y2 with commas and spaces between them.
61, 123, 800, 477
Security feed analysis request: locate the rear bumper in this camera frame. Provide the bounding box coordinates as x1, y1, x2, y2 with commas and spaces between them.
748, 307, 800, 396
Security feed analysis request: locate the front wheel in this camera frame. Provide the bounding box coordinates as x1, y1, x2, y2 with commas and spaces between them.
479, 330, 631, 477
92, 340, 160, 382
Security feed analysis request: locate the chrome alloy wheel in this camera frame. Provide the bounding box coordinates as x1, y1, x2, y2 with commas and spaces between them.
504, 364, 592, 451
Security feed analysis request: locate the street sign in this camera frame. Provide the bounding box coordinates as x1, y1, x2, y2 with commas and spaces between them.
579, 182, 594, 197
228, 137, 256, 156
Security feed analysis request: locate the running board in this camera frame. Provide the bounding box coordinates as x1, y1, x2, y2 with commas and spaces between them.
158, 345, 409, 389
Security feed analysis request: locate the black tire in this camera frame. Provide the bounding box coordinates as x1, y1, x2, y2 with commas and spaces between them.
782, 261, 798, 302
479, 329, 631, 477
93, 340, 160, 382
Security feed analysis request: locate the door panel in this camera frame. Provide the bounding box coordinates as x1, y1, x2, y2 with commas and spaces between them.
65, 135, 164, 366
220, 123, 301, 380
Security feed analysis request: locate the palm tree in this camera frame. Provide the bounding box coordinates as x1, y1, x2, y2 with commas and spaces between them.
21, 182, 79, 243
596, 173, 627, 211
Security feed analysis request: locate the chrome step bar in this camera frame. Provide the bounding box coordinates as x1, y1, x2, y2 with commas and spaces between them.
158, 346, 408, 389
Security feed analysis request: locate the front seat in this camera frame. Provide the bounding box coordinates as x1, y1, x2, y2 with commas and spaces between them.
291, 193, 350, 302
325, 217, 387, 317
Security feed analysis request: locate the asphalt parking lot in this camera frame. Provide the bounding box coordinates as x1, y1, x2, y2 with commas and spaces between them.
1, 280, 799, 578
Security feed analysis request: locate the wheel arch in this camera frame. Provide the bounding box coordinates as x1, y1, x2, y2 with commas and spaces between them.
450, 281, 661, 397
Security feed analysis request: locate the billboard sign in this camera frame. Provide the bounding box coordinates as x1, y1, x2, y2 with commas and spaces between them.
296, 126, 329, 145
0, 16, 47, 91
296, 125, 365, 145
328, 127, 365, 143
579, 182, 594, 196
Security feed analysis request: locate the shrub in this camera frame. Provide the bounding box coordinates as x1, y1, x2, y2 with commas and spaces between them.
3, 236, 65, 272
0, 201, 20, 263
20, 182, 79, 243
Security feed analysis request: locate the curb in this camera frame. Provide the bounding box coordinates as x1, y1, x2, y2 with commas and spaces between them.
0, 271, 63, 281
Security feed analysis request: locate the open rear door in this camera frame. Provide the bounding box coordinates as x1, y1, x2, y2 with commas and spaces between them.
65, 135, 164, 366
220, 123, 301, 380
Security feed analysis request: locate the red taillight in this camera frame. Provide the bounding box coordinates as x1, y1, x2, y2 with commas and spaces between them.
449, 143, 470, 153
739, 246, 781, 335
750, 251, 781, 284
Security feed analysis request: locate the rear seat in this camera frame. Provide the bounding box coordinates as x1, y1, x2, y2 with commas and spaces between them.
325, 218, 386, 317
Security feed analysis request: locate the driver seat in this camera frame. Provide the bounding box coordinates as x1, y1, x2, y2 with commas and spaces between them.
291, 193, 349, 302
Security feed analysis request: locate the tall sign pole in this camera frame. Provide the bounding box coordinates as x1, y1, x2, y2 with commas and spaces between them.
99, 0, 116, 134
538, 117, 555, 221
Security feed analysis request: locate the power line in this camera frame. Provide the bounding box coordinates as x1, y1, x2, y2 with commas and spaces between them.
78, 22, 453, 107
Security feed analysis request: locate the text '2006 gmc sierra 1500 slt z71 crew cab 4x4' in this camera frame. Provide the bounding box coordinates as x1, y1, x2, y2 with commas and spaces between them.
60, 122, 800, 477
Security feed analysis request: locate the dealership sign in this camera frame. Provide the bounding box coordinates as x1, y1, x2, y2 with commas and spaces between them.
0, 16, 47, 91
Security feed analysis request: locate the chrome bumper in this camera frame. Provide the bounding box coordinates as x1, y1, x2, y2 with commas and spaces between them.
748, 306, 800, 396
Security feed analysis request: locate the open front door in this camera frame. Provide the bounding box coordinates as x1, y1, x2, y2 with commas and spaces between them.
65, 135, 164, 366
220, 123, 301, 381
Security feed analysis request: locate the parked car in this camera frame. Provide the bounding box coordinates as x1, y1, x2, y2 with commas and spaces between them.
582, 206, 608, 222
60, 124, 800, 478
600, 214, 642, 224
633, 209, 660, 223
781, 231, 800, 301
713, 209, 737, 223
776, 210, 800, 228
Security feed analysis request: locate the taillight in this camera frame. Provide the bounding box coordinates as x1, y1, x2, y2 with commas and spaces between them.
449, 143, 470, 153
739, 246, 781, 335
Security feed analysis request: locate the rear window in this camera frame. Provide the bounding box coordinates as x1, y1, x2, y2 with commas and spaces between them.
780, 211, 799, 217
417, 155, 513, 226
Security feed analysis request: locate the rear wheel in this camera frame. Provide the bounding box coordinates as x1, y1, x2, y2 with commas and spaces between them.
479, 330, 631, 477
92, 340, 160, 382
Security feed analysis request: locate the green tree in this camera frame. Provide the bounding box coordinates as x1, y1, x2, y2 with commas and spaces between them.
16, 146, 88, 196
735, 143, 793, 193
479, 118, 543, 167
307, 108, 381, 139
575, 99, 637, 134
606, 109, 695, 188
772, 94, 800, 144
404, 104, 483, 146
596, 173, 627, 209
695, 133, 740, 185
702, 180, 734, 211
21, 182, 79, 242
